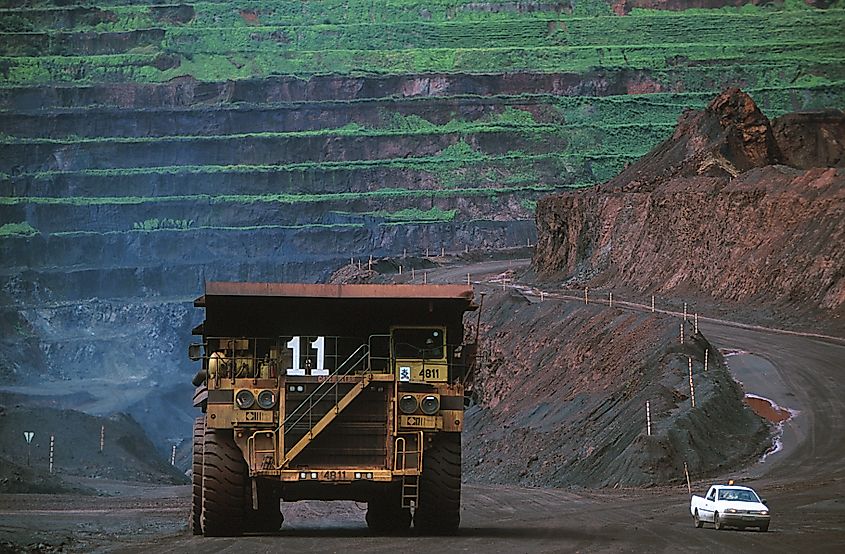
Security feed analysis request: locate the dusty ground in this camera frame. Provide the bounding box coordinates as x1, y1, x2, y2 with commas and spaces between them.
1, 260, 843, 552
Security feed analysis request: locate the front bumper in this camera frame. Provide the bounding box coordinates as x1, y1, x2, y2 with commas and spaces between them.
720, 513, 770, 528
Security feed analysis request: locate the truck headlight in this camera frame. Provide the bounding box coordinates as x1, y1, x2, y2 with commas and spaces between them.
399, 394, 418, 414
725, 509, 737, 513
235, 389, 255, 409
257, 390, 276, 409
420, 395, 439, 415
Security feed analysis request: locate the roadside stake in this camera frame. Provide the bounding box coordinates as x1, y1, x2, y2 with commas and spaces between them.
684, 462, 691, 494
689, 358, 696, 408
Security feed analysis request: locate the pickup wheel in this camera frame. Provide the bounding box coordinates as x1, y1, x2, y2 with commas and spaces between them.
713, 512, 723, 531
693, 510, 702, 528
759, 523, 769, 532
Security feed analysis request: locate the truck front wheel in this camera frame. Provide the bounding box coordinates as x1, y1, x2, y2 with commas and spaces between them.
201, 427, 247, 537
414, 432, 461, 534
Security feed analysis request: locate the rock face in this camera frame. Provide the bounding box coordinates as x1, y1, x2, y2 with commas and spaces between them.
533, 89, 845, 332
464, 291, 768, 487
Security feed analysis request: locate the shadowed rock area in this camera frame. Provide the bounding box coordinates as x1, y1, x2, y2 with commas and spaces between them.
463, 290, 768, 487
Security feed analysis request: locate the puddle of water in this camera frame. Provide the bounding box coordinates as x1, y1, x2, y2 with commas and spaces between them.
743, 393, 799, 462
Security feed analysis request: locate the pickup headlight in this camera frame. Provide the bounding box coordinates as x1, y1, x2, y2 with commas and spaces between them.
758, 510, 769, 515
725, 509, 737, 513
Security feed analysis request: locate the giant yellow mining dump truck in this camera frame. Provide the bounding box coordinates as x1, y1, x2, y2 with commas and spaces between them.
189, 282, 478, 536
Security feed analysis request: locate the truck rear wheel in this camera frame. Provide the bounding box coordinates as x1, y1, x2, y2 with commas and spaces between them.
414, 432, 461, 534
366, 487, 411, 534
190, 416, 205, 535
201, 427, 247, 537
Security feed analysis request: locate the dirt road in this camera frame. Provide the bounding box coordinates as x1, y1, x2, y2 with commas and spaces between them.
2, 261, 843, 552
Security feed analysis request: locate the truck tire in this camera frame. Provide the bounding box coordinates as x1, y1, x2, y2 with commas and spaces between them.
693, 510, 702, 528
201, 427, 247, 537
414, 432, 461, 534
366, 487, 411, 534
190, 416, 205, 535
713, 512, 723, 531
759, 522, 769, 532
246, 481, 284, 533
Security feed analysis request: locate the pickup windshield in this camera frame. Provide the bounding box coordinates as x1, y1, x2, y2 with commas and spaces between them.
717, 489, 759, 502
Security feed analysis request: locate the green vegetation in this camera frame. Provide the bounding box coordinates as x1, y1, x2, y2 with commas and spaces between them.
1, 0, 843, 241
0, 184, 563, 207
0, 222, 38, 237
132, 218, 194, 230
370, 207, 458, 222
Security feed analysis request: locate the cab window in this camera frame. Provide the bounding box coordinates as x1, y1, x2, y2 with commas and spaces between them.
393, 328, 444, 359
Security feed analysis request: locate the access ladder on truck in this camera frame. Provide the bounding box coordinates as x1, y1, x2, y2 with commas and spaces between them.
394, 432, 423, 508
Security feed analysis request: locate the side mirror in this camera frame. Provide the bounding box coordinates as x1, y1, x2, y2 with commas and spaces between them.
761, 498, 768, 506
188, 343, 203, 361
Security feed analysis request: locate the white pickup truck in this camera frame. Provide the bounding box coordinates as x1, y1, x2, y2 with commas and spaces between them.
690, 484, 770, 532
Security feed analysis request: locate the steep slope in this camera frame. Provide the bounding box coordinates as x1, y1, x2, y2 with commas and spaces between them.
463, 290, 768, 487
533, 89, 845, 333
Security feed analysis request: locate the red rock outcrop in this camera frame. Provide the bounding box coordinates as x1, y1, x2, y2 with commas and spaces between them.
533, 89, 845, 332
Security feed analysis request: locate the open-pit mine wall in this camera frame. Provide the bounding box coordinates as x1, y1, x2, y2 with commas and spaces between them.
2, 1, 844, 454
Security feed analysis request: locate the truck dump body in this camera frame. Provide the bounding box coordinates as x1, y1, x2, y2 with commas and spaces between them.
190, 282, 476, 536
195, 282, 474, 339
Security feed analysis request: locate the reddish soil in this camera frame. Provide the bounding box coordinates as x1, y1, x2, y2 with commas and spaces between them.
533, 89, 845, 335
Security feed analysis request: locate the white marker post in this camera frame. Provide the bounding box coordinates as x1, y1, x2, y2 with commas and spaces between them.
368, 255, 372, 270
540, 291, 545, 302
683, 302, 687, 322
651, 295, 655, 313
609, 291, 613, 309
426, 247, 430, 257
441, 247, 445, 257
704, 349, 709, 372
49, 435, 55, 474
694, 313, 699, 334
411, 267, 415, 280
465, 244, 469, 253
680, 323, 684, 345
398, 265, 402, 275
584, 287, 589, 305
646, 401, 652, 436
23, 431, 34, 467
100, 425, 105, 453
684, 462, 691, 494
688, 358, 696, 408
403, 248, 407, 258
467, 273, 471, 286
171, 445, 177, 466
